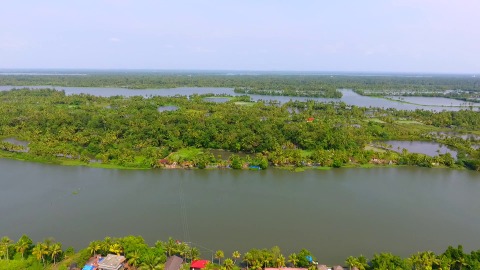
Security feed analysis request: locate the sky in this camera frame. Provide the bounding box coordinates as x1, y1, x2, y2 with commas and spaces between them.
1, 0, 479, 73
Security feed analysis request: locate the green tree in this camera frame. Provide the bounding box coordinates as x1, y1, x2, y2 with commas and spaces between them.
0, 236, 12, 260
128, 250, 141, 268
140, 253, 162, 270
87, 241, 101, 257
215, 250, 225, 265
50, 243, 62, 265
224, 258, 235, 270
15, 235, 33, 259
288, 253, 299, 267
232, 251, 241, 264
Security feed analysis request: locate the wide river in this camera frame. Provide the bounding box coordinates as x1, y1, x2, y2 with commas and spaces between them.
1, 85, 479, 111
1, 159, 479, 264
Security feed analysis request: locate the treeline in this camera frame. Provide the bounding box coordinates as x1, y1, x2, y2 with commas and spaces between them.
2, 72, 480, 99
0, 89, 479, 170
2, 234, 480, 270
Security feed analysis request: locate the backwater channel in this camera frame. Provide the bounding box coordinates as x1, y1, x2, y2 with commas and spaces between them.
1, 159, 479, 264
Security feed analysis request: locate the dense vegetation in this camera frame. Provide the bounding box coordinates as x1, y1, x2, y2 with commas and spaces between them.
1, 234, 480, 270
2, 72, 480, 100
0, 88, 479, 170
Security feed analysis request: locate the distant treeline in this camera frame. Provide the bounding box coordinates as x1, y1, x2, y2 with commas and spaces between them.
2, 73, 480, 99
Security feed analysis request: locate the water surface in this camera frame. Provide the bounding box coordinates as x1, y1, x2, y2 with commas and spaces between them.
0, 86, 476, 111
1, 159, 479, 264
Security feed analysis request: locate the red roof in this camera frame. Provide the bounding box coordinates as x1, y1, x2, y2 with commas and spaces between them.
190, 260, 209, 269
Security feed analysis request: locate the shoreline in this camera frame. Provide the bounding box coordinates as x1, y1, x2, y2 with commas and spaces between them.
0, 151, 461, 171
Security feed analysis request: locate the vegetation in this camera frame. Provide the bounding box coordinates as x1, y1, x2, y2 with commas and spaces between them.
2, 72, 480, 101
1, 234, 480, 269
0, 88, 479, 170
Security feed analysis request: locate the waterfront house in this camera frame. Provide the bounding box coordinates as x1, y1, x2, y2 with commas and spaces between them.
190, 259, 209, 270
97, 254, 126, 270
317, 265, 328, 270
165, 255, 183, 270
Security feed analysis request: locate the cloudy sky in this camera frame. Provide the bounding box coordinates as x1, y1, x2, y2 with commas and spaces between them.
1, 0, 479, 73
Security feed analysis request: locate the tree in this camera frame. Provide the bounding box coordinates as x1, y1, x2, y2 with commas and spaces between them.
288, 253, 299, 267
140, 253, 162, 270
215, 250, 225, 265
0, 236, 12, 260
15, 235, 33, 260
128, 250, 141, 268
297, 249, 315, 268
232, 251, 241, 264
50, 243, 62, 265
110, 243, 123, 255
224, 258, 235, 270
276, 254, 286, 268
87, 241, 101, 257
345, 256, 358, 270
32, 242, 48, 266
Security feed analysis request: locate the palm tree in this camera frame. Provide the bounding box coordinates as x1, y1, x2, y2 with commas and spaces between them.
215, 250, 225, 265
164, 237, 177, 257
191, 247, 201, 261
50, 243, 62, 265
140, 253, 162, 270
276, 254, 286, 268
15, 235, 32, 259
224, 258, 235, 270
87, 241, 101, 257
101, 237, 113, 255
243, 252, 252, 270
32, 242, 49, 267
127, 250, 141, 269
109, 243, 123, 255
288, 253, 299, 267
0, 236, 12, 260
232, 251, 241, 264
345, 256, 358, 270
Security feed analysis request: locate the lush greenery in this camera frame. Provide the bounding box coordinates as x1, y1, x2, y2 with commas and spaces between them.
2, 72, 480, 101
1, 88, 479, 170
2, 234, 480, 269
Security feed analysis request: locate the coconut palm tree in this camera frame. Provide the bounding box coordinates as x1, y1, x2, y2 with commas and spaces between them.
50, 243, 62, 265
276, 254, 286, 268
32, 242, 49, 267
215, 250, 225, 265
87, 241, 101, 257
288, 253, 299, 267
345, 256, 358, 270
232, 251, 241, 264
0, 236, 12, 260
164, 237, 177, 257
140, 253, 162, 270
15, 235, 32, 259
127, 250, 141, 269
224, 258, 235, 270
110, 243, 123, 255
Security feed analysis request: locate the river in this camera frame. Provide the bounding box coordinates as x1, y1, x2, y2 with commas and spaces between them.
1, 159, 479, 264
1, 85, 478, 111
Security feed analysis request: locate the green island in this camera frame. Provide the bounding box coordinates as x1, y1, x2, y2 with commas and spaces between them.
1, 234, 480, 270
0, 84, 479, 170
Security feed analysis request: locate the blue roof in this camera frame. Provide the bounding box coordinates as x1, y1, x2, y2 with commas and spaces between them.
82, 265, 94, 270
306, 255, 313, 262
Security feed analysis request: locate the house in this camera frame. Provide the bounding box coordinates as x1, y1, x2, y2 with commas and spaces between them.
317, 265, 328, 270
97, 254, 126, 270
165, 255, 183, 270
190, 259, 209, 270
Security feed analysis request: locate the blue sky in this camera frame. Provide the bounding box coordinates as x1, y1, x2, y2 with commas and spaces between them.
1, 0, 479, 73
